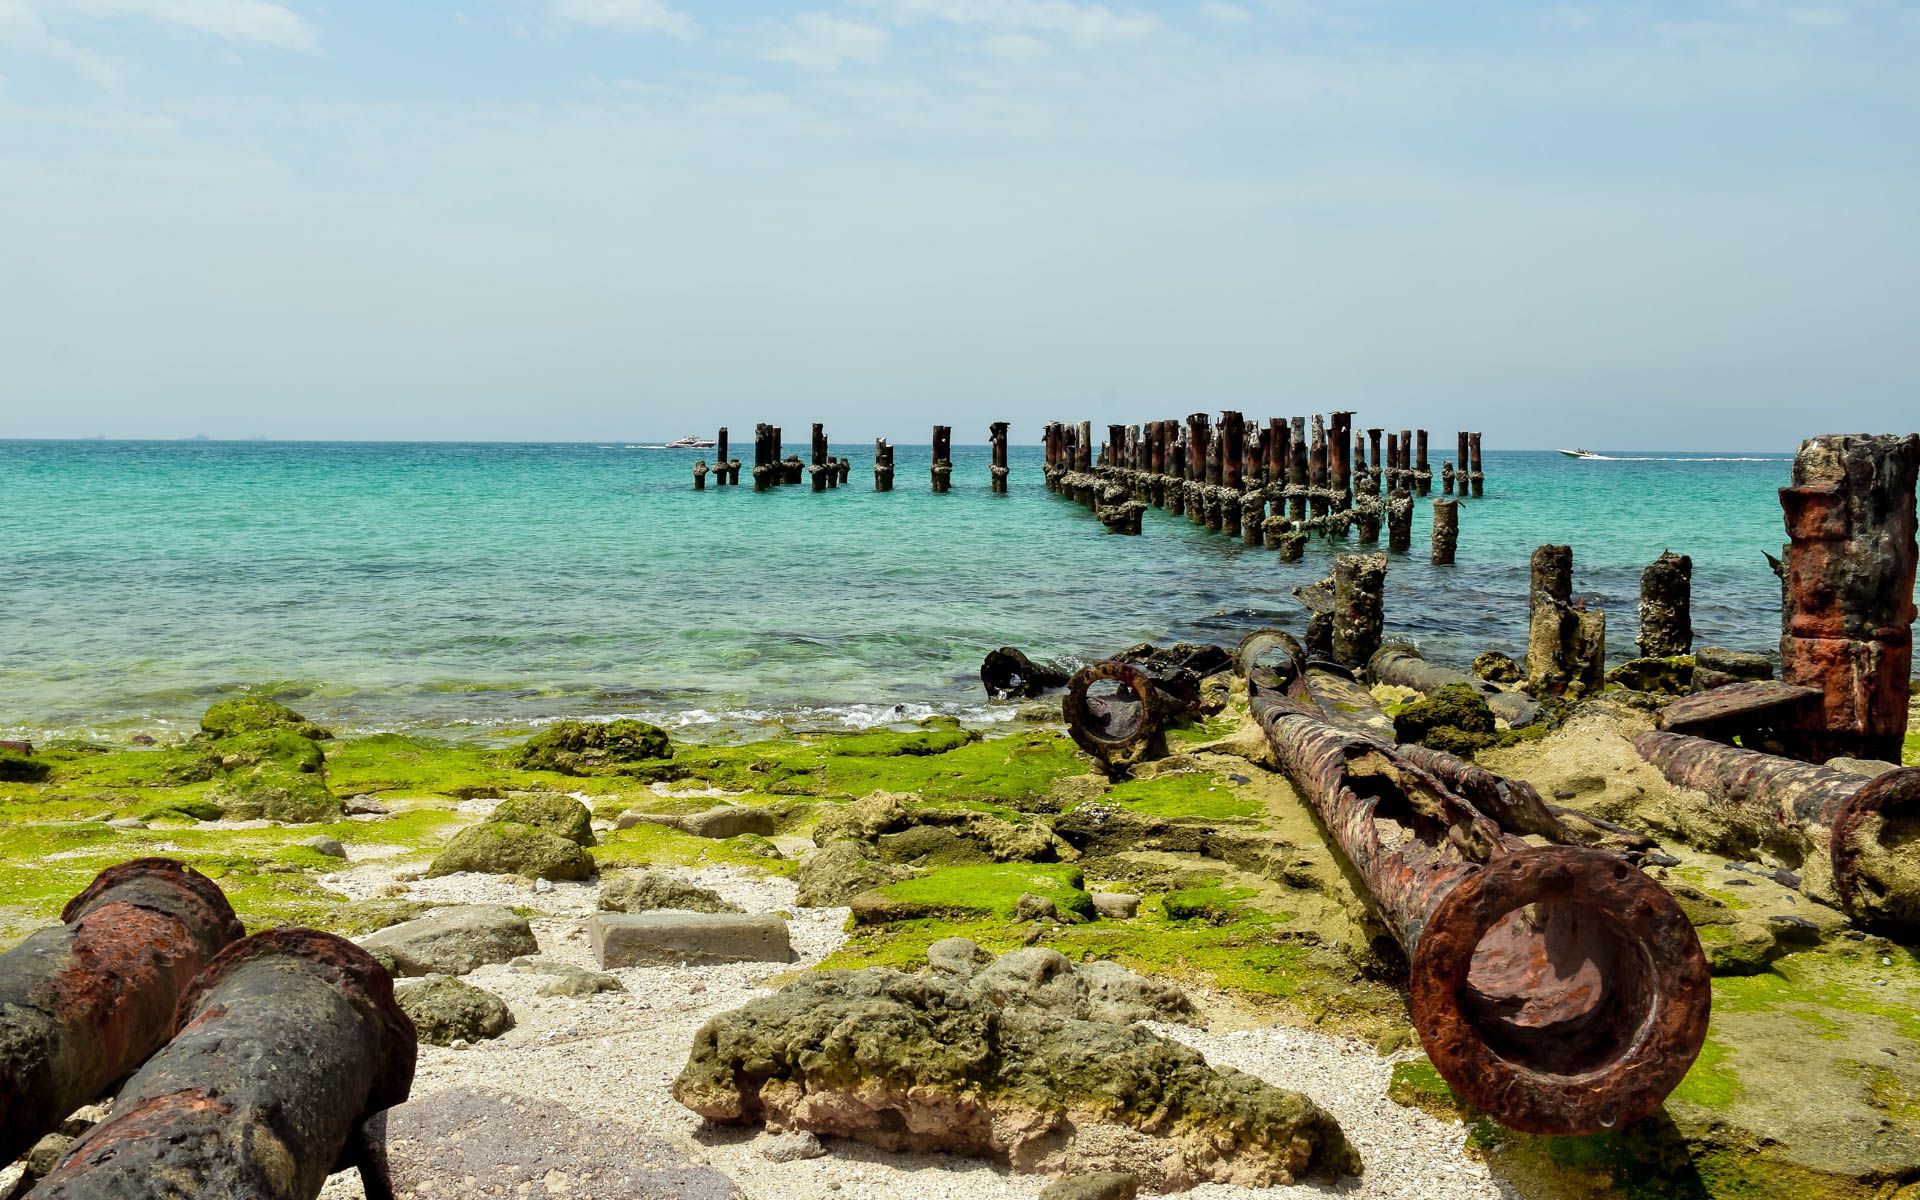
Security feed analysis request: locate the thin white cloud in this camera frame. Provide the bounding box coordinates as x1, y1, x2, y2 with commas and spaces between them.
62, 0, 318, 49
1202, 2, 1251, 25
765, 14, 890, 72
979, 30, 1048, 57
548, 0, 694, 39
855, 0, 1159, 43
0, 1, 121, 86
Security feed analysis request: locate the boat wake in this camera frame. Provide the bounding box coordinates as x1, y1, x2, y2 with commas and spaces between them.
1570, 455, 1783, 462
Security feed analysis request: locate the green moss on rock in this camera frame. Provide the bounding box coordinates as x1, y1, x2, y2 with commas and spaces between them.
488, 792, 593, 846
428, 820, 594, 880
200, 696, 332, 741
513, 719, 672, 775
1393, 684, 1496, 754
0, 751, 51, 783
852, 863, 1094, 925
209, 729, 326, 774
209, 764, 342, 823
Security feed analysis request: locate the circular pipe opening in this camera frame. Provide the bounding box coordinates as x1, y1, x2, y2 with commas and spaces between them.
1410, 847, 1710, 1135
1064, 662, 1156, 751
1832, 767, 1920, 931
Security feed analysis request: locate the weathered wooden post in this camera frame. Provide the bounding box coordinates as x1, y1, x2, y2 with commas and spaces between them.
1288, 416, 1309, 521
989, 421, 1010, 493
1305, 417, 1328, 521
1638, 551, 1693, 657
1432, 497, 1459, 565
1332, 552, 1387, 668
810, 423, 830, 492
1329, 411, 1353, 512
1469, 432, 1485, 496
1527, 545, 1605, 698
1415, 430, 1431, 496
1778, 433, 1920, 761
692, 460, 708, 490
874, 438, 895, 491
931, 425, 953, 492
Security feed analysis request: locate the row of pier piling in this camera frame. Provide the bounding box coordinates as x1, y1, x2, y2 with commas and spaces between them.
691, 424, 1014, 494
1040, 413, 1485, 562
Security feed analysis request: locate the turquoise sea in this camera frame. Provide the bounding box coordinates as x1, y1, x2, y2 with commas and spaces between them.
0, 440, 1818, 743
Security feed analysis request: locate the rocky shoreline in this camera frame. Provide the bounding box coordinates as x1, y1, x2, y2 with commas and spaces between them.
3, 674, 1918, 1200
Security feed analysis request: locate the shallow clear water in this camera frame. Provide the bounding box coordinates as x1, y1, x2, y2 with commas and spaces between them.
0, 439, 1824, 742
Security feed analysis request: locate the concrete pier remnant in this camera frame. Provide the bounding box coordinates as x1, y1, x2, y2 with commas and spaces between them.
1777, 433, 1920, 762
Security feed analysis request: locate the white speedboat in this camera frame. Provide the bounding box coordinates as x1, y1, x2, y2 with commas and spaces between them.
1557, 448, 1605, 460
661, 435, 717, 450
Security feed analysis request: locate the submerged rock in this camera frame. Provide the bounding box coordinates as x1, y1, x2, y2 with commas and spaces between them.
488, 792, 594, 846
599, 869, 742, 914
396, 976, 514, 1046
672, 969, 1355, 1190
359, 904, 538, 977
428, 820, 594, 881
513, 719, 671, 775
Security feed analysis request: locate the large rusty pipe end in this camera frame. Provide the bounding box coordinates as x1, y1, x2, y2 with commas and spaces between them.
1830, 767, 1920, 931
1409, 846, 1710, 1135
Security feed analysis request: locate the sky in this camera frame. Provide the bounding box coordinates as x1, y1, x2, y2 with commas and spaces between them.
1, 1, 1916, 448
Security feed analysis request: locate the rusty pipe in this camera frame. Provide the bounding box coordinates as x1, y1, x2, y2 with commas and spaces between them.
1249, 659, 1708, 1134
1063, 659, 1198, 777
1635, 730, 1920, 931
0, 859, 244, 1164
30, 927, 416, 1200
980, 646, 1071, 699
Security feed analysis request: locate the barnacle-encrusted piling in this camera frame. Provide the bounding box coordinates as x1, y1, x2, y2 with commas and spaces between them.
1432, 497, 1459, 564
1526, 545, 1605, 699
1331, 553, 1387, 670
989, 421, 1010, 493
874, 439, 895, 492
0, 860, 245, 1165
1636, 731, 1920, 931
930, 425, 953, 493
1777, 433, 1919, 762
1249, 655, 1710, 1136
1638, 551, 1693, 657
30, 928, 417, 1200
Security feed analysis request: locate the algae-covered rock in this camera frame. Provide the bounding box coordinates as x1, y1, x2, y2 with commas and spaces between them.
599, 869, 742, 914
428, 821, 594, 881
0, 750, 51, 782
488, 792, 594, 846
672, 969, 1356, 1190
1607, 655, 1695, 696
1392, 684, 1496, 755
199, 696, 333, 741
814, 791, 1071, 865
513, 719, 671, 775
794, 840, 911, 907
1472, 652, 1522, 684
396, 976, 514, 1046
209, 728, 325, 773
209, 763, 342, 823
724, 833, 784, 860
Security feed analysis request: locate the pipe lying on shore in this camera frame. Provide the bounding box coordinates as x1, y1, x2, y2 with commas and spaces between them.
1368, 644, 1541, 729
30, 927, 417, 1200
1635, 731, 1920, 931
1249, 648, 1709, 1135
1062, 659, 1199, 777
0, 859, 245, 1165
980, 647, 1071, 699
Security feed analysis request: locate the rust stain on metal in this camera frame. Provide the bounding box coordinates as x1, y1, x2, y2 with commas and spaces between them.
1250, 651, 1709, 1136
32, 927, 416, 1200
0, 858, 243, 1165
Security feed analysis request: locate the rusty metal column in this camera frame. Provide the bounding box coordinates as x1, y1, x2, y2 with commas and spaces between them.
1415, 430, 1430, 496
988, 422, 1010, 493
1288, 416, 1309, 521
1778, 433, 1920, 762
31, 928, 416, 1200
1469, 432, 1484, 496
0, 860, 244, 1166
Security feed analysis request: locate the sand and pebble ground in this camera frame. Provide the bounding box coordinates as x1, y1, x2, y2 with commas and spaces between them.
314, 861, 1514, 1200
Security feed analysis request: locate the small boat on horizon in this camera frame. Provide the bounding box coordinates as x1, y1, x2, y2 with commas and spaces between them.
659, 435, 717, 450
1557, 448, 1606, 460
